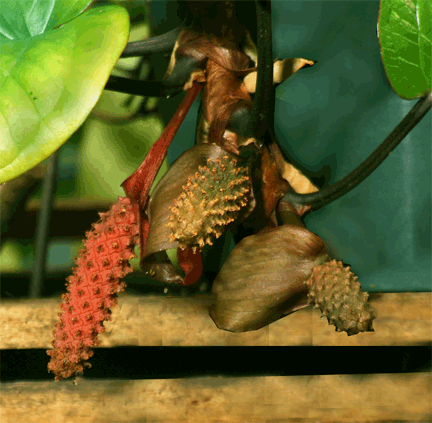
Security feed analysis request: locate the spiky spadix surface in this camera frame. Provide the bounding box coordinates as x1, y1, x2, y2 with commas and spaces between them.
166, 156, 250, 250
47, 197, 139, 381
306, 259, 376, 336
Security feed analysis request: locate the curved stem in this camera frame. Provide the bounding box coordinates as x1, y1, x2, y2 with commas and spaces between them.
122, 83, 203, 209
283, 91, 432, 209
248, 0, 273, 145
105, 75, 183, 98
106, 27, 185, 97
121, 26, 182, 58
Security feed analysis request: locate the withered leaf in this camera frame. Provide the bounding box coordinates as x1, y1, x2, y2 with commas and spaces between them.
210, 224, 329, 332
244, 58, 316, 93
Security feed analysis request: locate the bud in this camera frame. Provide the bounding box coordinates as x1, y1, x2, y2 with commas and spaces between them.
306, 260, 376, 335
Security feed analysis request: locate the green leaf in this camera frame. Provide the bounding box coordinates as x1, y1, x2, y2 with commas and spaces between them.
0, 4, 130, 184
76, 115, 166, 201
378, 0, 432, 99
0, 0, 92, 42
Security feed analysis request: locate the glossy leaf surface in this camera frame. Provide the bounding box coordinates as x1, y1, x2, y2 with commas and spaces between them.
378, 0, 431, 99
0, 3, 130, 183
0, 0, 92, 42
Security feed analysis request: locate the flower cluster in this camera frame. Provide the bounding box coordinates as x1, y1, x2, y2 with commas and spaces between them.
47, 22, 376, 381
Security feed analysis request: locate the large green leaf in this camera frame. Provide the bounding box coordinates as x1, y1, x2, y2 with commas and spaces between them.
378, 0, 432, 99
0, 3, 130, 184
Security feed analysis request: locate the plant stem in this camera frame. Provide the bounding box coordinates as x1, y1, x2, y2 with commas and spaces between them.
30, 150, 60, 298
284, 91, 432, 209
120, 26, 182, 58
122, 83, 203, 209
106, 27, 185, 97
105, 75, 183, 98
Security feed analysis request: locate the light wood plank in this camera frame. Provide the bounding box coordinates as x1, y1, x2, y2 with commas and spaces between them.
1, 373, 430, 423
0, 293, 430, 349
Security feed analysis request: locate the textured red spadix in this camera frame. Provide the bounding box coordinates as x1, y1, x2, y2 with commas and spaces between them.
47, 197, 139, 381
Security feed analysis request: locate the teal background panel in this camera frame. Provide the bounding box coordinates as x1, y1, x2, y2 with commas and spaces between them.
273, 0, 430, 292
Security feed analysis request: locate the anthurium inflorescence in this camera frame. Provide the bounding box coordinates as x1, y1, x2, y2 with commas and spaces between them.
306, 259, 376, 335
166, 155, 251, 251
46, 1, 379, 381
140, 143, 254, 285
209, 203, 376, 336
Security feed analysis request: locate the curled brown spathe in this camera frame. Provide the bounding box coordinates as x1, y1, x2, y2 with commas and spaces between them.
210, 224, 329, 332
210, 210, 376, 335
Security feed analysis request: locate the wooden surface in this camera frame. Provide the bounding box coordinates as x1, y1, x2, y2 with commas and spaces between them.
1, 373, 431, 423
1, 293, 431, 348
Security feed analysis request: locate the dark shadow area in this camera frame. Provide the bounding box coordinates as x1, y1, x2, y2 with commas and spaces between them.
2, 209, 104, 241
0, 274, 213, 299
1, 347, 430, 382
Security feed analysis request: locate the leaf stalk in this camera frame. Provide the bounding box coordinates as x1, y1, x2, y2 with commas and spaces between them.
284, 91, 432, 209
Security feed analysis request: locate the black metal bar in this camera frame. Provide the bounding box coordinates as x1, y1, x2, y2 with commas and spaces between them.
29, 150, 60, 298
249, 0, 274, 145
283, 91, 432, 209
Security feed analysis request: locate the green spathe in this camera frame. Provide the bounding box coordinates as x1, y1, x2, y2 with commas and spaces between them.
0, 4, 130, 183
